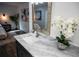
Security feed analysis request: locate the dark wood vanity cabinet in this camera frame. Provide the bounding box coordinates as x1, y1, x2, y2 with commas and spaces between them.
16, 41, 33, 57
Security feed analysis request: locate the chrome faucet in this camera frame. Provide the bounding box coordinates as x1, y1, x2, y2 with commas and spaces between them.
32, 30, 39, 37
36, 31, 39, 37
33, 23, 41, 37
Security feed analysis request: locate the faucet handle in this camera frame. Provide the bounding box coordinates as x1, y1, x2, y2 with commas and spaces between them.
36, 32, 39, 37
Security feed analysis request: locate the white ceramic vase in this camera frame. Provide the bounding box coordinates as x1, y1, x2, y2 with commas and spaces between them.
57, 42, 68, 50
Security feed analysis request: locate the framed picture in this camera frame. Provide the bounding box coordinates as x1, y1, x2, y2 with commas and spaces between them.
21, 8, 29, 22
35, 10, 42, 20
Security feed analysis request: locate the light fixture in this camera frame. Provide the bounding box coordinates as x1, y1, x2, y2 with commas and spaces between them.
1, 14, 8, 21
3, 14, 5, 16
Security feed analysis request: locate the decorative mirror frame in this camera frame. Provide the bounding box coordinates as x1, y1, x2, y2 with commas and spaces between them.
32, 2, 52, 35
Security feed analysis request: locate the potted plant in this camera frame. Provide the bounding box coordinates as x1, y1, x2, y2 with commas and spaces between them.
56, 31, 70, 50
10, 14, 19, 30
54, 16, 79, 50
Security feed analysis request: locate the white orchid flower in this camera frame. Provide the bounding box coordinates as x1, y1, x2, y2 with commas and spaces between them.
55, 16, 79, 39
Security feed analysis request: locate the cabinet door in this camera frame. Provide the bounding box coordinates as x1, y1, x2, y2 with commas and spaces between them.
16, 41, 33, 57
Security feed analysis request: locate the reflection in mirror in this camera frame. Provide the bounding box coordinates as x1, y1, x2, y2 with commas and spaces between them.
32, 2, 52, 35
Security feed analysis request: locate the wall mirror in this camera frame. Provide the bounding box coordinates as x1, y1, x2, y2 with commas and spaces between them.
32, 2, 52, 35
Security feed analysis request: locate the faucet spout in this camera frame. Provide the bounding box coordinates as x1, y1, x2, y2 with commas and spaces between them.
33, 23, 41, 37
36, 31, 39, 37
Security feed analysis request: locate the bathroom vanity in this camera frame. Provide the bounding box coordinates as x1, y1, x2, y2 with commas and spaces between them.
16, 41, 33, 57
14, 33, 79, 57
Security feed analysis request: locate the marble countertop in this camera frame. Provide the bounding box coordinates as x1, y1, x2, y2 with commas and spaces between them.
14, 33, 79, 57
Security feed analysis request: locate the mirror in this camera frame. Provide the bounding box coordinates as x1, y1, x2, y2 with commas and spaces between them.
32, 2, 52, 35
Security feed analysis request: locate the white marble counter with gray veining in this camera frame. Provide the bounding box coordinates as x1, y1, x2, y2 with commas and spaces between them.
14, 33, 79, 57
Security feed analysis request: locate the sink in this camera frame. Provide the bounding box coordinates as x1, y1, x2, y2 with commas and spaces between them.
17, 32, 53, 46
23, 33, 39, 44
23, 33, 48, 44
15, 32, 53, 45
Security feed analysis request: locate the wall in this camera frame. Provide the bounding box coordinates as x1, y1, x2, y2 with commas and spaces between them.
50, 2, 79, 47
0, 5, 17, 16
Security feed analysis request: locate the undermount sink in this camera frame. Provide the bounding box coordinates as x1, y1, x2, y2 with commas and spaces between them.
22, 33, 47, 44
23, 33, 37, 43
23, 35, 38, 44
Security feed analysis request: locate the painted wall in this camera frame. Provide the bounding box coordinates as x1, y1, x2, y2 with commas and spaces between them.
50, 2, 79, 47
0, 5, 17, 15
